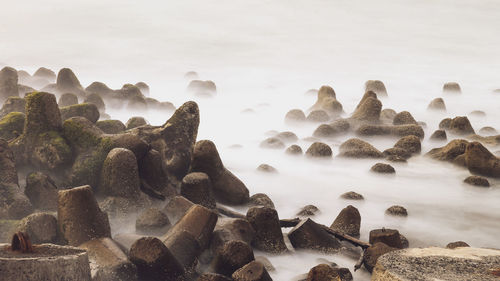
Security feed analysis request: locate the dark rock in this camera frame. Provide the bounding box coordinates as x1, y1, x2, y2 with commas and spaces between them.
163, 229, 201, 269
100, 148, 141, 198
246, 206, 287, 253
288, 218, 340, 252
285, 144, 302, 155
96, 119, 126, 134
383, 147, 411, 160
394, 135, 421, 154
60, 103, 100, 123
391, 124, 425, 138
0, 66, 19, 101
427, 98, 446, 111
57, 185, 111, 246
136, 208, 171, 235
363, 242, 397, 272
16, 212, 58, 244
439, 118, 452, 130
465, 142, 500, 178
369, 228, 404, 249
129, 236, 184, 281
249, 193, 275, 209
338, 138, 383, 158
212, 240, 255, 276
386, 155, 407, 163
365, 80, 387, 97
198, 273, 232, 281
285, 109, 306, 124
232, 261, 273, 281
296, 204, 320, 217
340, 191, 364, 200
0, 96, 25, 117
138, 149, 175, 197
313, 120, 351, 138
443, 82, 461, 94
257, 164, 278, 173
446, 241, 470, 249
426, 139, 468, 162
192, 140, 249, 205
393, 111, 417, 125
307, 110, 330, 123
255, 256, 275, 272
181, 172, 216, 209
448, 116, 475, 135
463, 175, 490, 187
330, 205, 361, 237
306, 142, 332, 158
260, 137, 285, 149
351, 96, 382, 123
385, 205, 408, 217
371, 163, 395, 174
0, 112, 24, 141
24, 172, 58, 211
211, 218, 255, 254
430, 129, 447, 141
126, 116, 148, 129
306, 263, 352, 281
162, 196, 194, 224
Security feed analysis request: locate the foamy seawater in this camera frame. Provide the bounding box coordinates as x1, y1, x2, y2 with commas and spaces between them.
2, 0, 500, 280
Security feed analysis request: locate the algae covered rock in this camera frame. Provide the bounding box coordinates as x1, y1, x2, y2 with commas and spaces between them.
0, 112, 25, 141
126, 116, 148, 130
60, 103, 100, 123
96, 119, 126, 134
0, 96, 25, 117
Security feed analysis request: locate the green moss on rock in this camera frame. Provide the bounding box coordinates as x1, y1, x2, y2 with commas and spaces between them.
0, 112, 25, 141
60, 103, 100, 123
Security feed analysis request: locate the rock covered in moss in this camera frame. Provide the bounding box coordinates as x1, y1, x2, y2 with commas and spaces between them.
24, 172, 58, 211
0, 96, 25, 117
100, 148, 141, 198
0, 66, 19, 101
60, 103, 100, 123
126, 116, 148, 129
0, 112, 24, 141
96, 119, 126, 134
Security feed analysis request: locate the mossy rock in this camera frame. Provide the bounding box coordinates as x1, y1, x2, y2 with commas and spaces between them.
0, 112, 25, 141
126, 116, 148, 130
83, 92, 105, 112
0, 96, 25, 117
96, 119, 126, 134
63, 117, 104, 152
60, 103, 100, 123
24, 91, 63, 134
31, 131, 73, 170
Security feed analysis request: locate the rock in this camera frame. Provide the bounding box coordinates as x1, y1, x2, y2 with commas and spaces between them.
439, 118, 452, 130
163, 204, 218, 250
385, 205, 408, 217
363, 242, 398, 272
0, 183, 33, 220
0, 112, 24, 141
338, 138, 383, 158
163, 229, 201, 269
296, 204, 320, 217
134, 82, 149, 96
79, 237, 138, 281
0, 66, 19, 101
307, 110, 330, 122
372, 247, 500, 281
180, 172, 216, 209
129, 236, 184, 281
232, 261, 273, 281
369, 228, 404, 249
479, 126, 497, 136
100, 148, 141, 198
0, 219, 20, 242
446, 241, 470, 249
162, 196, 194, 224
192, 140, 249, 205
58, 92, 79, 107
313, 120, 350, 138
365, 80, 387, 97
275, 131, 298, 143
249, 193, 275, 209
126, 116, 148, 129
56, 68, 85, 96
285, 144, 303, 155
288, 218, 340, 252
24, 172, 58, 211
340, 191, 364, 200
469, 110, 486, 117
371, 163, 396, 174
306, 263, 352, 281
138, 149, 175, 197
380, 108, 397, 123
16, 212, 58, 244
33, 67, 56, 82
393, 111, 418, 126
187, 80, 217, 96
285, 109, 306, 124
464, 142, 500, 178
210, 218, 256, 254
57, 185, 111, 246
313, 124, 336, 138
260, 137, 285, 149
430, 129, 447, 141
212, 240, 255, 276
391, 124, 425, 138
257, 164, 278, 173
443, 82, 461, 94
330, 205, 361, 237
309, 86, 343, 115
427, 98, 446, 111
351, 96, 382, 123
246, 207, 287, 253
394, 135, 421, 154
85, 82, 114, 98
198, 273, 232, 281
383, 147, 411, 160
463, 175, 490, 187
448, 116, 475, 135
306, 142, 333, 158
0, 96, 25, 117
96, 119, 126, 134
60, 103, 100, 123
426, 139, 468, 162
135, 208, 171, 235
159, 101, 176, 112
127, 96, 147, 111
84, 93, 106, 112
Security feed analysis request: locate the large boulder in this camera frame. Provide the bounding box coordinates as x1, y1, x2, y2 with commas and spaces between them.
85, 82, 114, 98
0, 66, 19, 101
99, 148, 141, 198
84, 93, 106, 113
448, 116, 475, 135
180, 172, 216, 209
394, 135, 421, 154
56, 68, 86, 97
0, 96, 25, 117
430, 129, 447, 141
365, 80, 387, 97
60, 103, 100, 123
210, 218, 255, 254
330, 205, 361, 237
246, 206, 287, 254
58, 92, 79, 107
57, 185, 111, 246
96, 120, 126, 134
426, 139, 469, 162
309, 86, 343, 116
232, 261, 273, 281
338, 138, 383, 158
369, 228, 405, 249
192, 140, 249, 205
212, 240, 255, 276
392, 111, 417, 126
0, 112, 24, 141
126, 116, 148, 130
24, 171, 58, 211
288, 218, 340, 253
139, 149, 175, 197
351, 96, 382, 123
464, 142, 500, 178
16, 212, 58, 244
363, 242, 398, 272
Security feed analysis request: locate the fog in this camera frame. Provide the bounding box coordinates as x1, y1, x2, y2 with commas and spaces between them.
2, 0, 500, 279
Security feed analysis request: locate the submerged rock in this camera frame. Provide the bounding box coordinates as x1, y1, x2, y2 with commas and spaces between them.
443, 82, 461, 94
430, 129, 447, 141
187, 80, 217, 96
56, 68, 85, 97
0, 66, 19, 101
330, 205, 361, 237
306, 142, 333, 158
246, 206, 287, 254
371, 163, 395, 174
464, 142, 500, 178
363, 242, 398, 272
365, 80, 387, 97
260, 137, 285, 149
427, 98, 446, 111
285, 144, 303, 155
60, 103, 100, 123
393, 111, 417, 126
385, 205, 408, 217
338, 138, 383, 158
340, 191, 364, 200
448, 116, 475, 135
463, 175, 490, 187
288, 218, 341, 253
285, 109, 306, 124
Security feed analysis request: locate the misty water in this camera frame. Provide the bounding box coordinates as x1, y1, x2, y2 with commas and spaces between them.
2, 0, 500, 280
